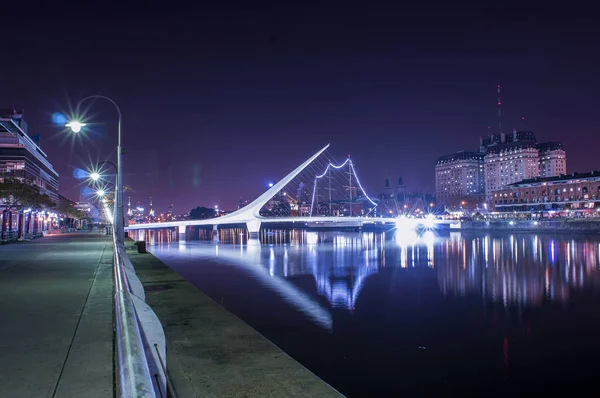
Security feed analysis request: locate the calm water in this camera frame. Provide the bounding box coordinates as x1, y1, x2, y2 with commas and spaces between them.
143, 229, 600, 397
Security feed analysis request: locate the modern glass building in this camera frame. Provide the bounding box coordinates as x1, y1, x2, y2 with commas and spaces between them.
0, 110, 59, 205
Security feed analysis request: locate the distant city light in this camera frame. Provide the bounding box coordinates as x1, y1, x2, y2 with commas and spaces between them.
395, 215, 417, 232
423, 213, 436, 229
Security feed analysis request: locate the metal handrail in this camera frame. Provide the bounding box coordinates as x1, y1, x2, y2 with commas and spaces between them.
113, 233, 156, 397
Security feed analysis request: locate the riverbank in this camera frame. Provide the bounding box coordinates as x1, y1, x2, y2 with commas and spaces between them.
459, 218, 600, 233
125, 242, 343, 397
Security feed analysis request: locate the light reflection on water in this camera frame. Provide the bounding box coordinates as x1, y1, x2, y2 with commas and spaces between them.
140, 228, 600, 396
144, 228, 600, 313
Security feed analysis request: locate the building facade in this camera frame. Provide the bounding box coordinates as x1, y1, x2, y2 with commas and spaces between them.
436, 129, 567, 204
0, 110, 59, 205
537, 142, 566, 178
484, 141, 540, 199
493, 171, 600, 213
435, 151, 484, 200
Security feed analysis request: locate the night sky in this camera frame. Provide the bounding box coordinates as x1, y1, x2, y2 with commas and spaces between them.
2, 2, 598, 214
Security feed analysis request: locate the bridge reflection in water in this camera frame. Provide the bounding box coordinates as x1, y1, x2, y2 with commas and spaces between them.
143, 228, 600, 329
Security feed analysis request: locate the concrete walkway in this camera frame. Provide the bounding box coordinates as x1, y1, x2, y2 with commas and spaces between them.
0, 232, 114, 398
126, 243, 343, 397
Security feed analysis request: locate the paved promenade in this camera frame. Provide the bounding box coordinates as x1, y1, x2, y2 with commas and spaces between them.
0, 232, 113, 398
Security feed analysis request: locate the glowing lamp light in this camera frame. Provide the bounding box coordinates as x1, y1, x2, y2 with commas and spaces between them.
66, 121, 86, 133
268, 182, 274, 187
97, 189, 106, 197
395, 215, 416, 232
423, 213, 436, 229
89, 172, 101, 181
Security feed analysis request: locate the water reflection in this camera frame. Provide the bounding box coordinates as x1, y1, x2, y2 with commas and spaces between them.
141, 228, 600, 396
437, 233, 600, 308
146, 228, 600, 317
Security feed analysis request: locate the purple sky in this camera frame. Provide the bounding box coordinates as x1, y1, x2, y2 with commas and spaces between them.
2, 2, 599, 213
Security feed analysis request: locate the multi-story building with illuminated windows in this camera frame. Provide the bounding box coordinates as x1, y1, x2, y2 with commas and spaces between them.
537, 142, 567, 178
483, 141, 540, 200
436, 129, 568, 204
493, 171, 600, 213
0, 110, 59, 205
435, 151, 484, 200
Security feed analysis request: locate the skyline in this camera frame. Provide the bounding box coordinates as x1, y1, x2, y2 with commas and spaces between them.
2, 3, 599, 212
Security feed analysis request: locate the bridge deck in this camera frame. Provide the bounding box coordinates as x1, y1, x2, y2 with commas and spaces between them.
0, 232, 114, 398
126, 216, 453, 231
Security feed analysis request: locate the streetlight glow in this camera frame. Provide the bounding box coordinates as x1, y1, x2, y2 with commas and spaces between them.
97, 189, 106, 197
90, 172, 101, 181
66, 121, 87, 133
65, 95, 124, 243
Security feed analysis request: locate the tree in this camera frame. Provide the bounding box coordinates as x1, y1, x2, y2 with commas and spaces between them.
189, 206, 216, 220
1, 177, 55, 240
58, 196, 86, 220
0, 177, 54, 211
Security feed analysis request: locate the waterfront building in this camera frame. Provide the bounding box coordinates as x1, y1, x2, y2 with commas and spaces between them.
483, 141, 539, 199
436, 129, 567, 204
130, 202, 145, 224
0, 109, 59, 205
435, 151, 485, 200
493, 171, 600, 214
537, 142, 567, 178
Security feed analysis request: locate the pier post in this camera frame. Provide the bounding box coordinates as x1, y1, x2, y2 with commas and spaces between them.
246, 220, 261, 240
178, 225, 186, 243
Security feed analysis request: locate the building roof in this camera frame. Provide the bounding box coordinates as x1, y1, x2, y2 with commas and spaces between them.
437, 151, 484, 164
504, 171, 600, 188
536, 141, 564, 151
485, 140, 537, 154
480, 131, 537, 148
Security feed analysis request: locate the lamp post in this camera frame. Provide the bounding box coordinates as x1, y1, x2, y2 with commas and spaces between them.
67, 96, 124, 243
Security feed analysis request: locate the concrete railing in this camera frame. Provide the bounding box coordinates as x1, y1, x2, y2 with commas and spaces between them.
112, 233, 174, 397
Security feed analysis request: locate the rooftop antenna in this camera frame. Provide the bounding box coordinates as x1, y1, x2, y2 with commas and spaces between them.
497, 84, 502, 133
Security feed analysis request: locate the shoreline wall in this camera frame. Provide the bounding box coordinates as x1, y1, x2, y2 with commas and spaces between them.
459, 219, 600, 233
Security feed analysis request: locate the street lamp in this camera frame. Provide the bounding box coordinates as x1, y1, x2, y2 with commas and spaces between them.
66, 95, 124, 243
65, 121, 86, 133
90, 172, 101, 181
97, 189, 106, 197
